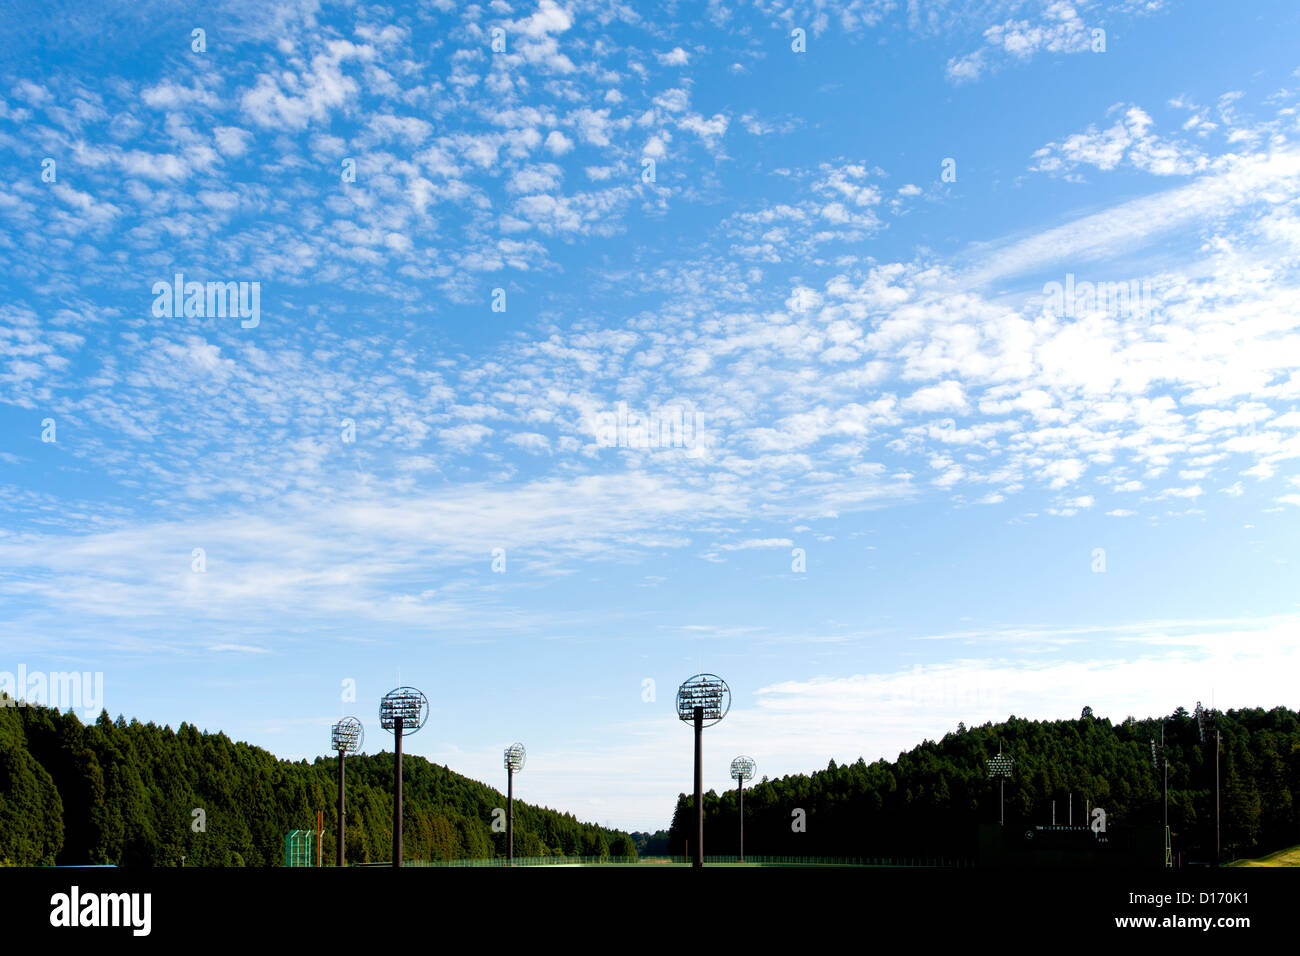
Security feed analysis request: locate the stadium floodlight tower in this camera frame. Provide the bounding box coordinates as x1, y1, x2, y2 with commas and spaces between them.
330, 717, 364, 867
503, 743, 526, 866
730, 756, 756, 863
1195, 701, 1221, 864
677, 673, 730, 868
986, 743, 1015, 826
1151, 725, 1171, 867
379, 686, 428, 868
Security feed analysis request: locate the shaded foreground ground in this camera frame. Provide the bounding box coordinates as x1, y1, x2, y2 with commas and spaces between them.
1226, 844, 1300, 867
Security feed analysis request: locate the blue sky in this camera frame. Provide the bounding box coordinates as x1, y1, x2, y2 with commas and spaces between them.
2, 0, 1299, 831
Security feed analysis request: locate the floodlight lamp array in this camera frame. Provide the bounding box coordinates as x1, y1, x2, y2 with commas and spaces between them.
331, 716, 364, 754
504, 742, 526, 772
379, 686, 429, 734
987, 752, 1015, 779
676, 674, 730, 727
1194, 701, 1216, 742
730, 756, 756, 781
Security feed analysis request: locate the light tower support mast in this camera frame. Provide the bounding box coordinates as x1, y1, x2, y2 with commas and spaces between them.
730, 756, 756, 862
676, 674, 731, 868
330, 717, 364, 867
379, 686, 428, 868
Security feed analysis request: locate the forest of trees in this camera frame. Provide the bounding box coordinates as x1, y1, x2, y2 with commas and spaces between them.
668, 706, 1300, 863
0, 694, 636, 866
630, 829, 670, 855
7, 696, 1296, 867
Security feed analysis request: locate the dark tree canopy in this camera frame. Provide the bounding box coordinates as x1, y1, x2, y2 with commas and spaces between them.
667, 707, 1300, 863
0, 694, 633, 866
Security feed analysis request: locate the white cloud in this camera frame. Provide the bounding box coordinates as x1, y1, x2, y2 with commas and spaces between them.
1032, 105, 1208, 177
439, 423, 494, 451
544, 130, 574, 155
513, 0, 572, 37
947, 1, 1100, 83
903, 381, 968, 413
213, 126, 254, 157
240, 41, 372, 130
719, 538, 794, 550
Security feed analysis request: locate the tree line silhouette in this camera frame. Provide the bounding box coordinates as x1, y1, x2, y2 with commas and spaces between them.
0, 694, 635, 865
668, 707, 1300, 863
5, 696, 1296, 866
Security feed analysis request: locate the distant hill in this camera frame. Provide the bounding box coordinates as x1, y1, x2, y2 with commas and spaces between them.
0, 694, 635, 866
667, 707, 1300, 863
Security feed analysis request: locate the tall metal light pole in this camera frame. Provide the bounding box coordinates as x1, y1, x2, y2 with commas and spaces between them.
676, 674, 730, 868
380, 686, 428, 868
987, 743, 1014, 826
503, 743, 526, 866
1190, 702, 1222, 868
330, 717, 364, 867
730, 756, 755, 862
1152, 724, 1171, 867
1195, 701, 1220, 864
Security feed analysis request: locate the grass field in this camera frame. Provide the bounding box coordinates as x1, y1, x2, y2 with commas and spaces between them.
357, 854, 966, 868
563, 859, 764, 867
551, 857, 925, 868
1225, 844, 1300, 867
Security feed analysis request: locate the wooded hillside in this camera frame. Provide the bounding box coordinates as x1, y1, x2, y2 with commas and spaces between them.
0, 694, 635, 865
